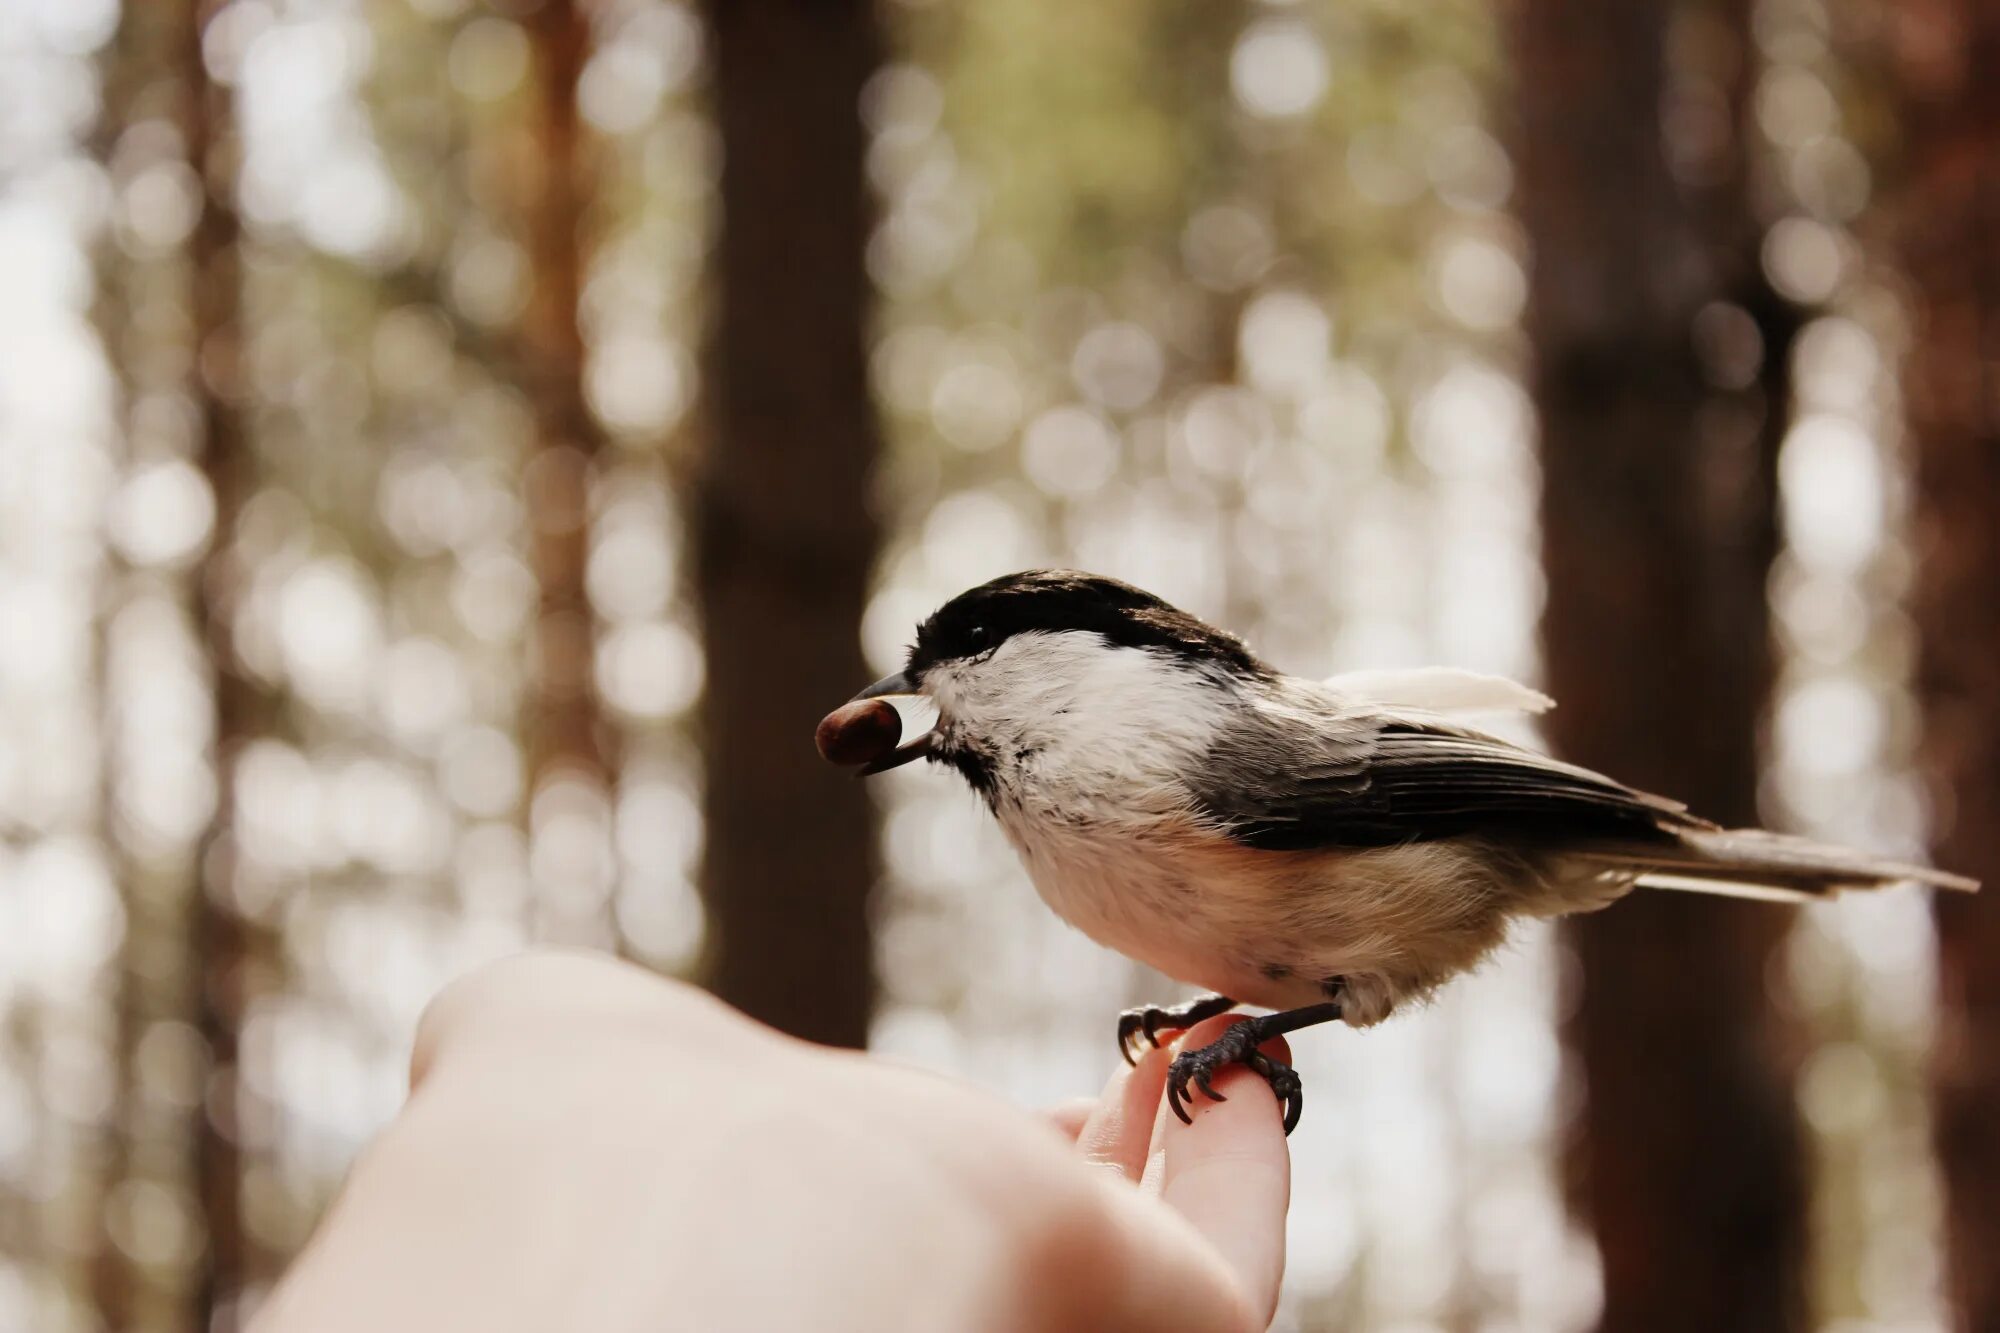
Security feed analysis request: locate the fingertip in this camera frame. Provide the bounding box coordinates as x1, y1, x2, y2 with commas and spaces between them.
1075, 1044, 1171, 1180
1043, 1097, 1098, 1143
1160, 1016, 1293, 1130
1152, 1014, 1293, 1323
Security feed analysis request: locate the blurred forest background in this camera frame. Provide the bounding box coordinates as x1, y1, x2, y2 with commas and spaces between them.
0, 0, 1994, 1330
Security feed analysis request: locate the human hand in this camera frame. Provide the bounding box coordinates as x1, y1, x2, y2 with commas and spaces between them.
254, 950, 1291, 1332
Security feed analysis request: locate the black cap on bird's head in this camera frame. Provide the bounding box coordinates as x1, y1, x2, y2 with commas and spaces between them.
849, 570, 1263, 774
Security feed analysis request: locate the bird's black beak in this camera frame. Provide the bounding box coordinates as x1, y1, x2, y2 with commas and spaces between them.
852, 672, 915, 701
849, 673, 935, 775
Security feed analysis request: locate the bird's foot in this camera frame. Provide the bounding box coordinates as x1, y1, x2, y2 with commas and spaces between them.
1115, 993, 1238, 1065
1164, 999, 1344, 1136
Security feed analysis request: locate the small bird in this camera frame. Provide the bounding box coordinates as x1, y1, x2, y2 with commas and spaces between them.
825, 569, 1978, 1133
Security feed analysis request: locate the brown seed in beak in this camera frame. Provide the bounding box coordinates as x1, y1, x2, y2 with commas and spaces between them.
815, 699, 904, 767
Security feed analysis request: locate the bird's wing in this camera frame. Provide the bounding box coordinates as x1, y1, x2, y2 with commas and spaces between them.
1190, 690, 1698, 852
1323, 666, 1553, 717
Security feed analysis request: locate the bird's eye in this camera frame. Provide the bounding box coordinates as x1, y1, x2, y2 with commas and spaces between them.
964, 624, 990, 650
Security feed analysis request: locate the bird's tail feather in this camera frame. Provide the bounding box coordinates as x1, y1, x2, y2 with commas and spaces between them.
1576, 827, 1979, 902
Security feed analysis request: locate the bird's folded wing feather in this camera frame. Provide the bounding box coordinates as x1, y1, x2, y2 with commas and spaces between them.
1324, 667, 1554, 717
1191, 693, 1695, 852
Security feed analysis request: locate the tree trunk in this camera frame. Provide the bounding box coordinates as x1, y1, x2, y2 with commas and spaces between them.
88, 5, 151, 1324
1508, 3, 1808, 1329
518, 0, 605, 785
518, 0, 619, 943
694, 0, 884, 1046
1896, 6, 2000, 1328
185, 0, 260, 1323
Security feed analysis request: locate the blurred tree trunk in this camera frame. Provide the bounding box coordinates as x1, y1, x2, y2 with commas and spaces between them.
88, 4, 154, 1324
1509, 3, 1808, 1330
694, 0, 883, 1045
88, 40, 139, 1333
518, 0, 619, 944
518, 1, 602, 763
1896, 6, 2000, 1328
185, 0, 261, 1323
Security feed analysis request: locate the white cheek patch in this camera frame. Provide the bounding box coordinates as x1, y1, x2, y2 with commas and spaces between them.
927, 631, 1231, 803
927, 634, 1106, 736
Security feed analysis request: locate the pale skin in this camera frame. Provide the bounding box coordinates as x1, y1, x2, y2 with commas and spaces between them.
254, 950, 1293, 1333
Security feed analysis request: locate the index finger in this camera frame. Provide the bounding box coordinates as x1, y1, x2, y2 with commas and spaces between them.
1146, 1014, 1293, 1325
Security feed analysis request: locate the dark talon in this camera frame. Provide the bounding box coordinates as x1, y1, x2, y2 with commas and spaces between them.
1111, 994, 1239, 1067
1158, 998, 1342, 1135
1247, 1051, 1305, 1135
1116, 1011, 1145, 1066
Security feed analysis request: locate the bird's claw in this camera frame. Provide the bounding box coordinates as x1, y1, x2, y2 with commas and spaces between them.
1114, 994, 1239, 1065
1113, 1004, 1188, 1064
1165, 1024, 1307, 1136
1247, 1050, 1305, 1135
1115, 1007, 1158, 1065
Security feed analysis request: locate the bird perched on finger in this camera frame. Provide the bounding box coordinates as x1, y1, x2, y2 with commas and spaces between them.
819, 569, 1979, 1133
